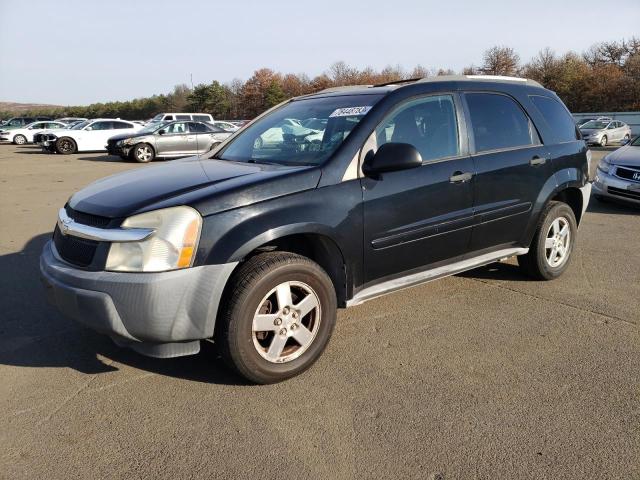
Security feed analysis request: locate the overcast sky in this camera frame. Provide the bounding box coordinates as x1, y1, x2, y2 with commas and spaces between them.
1, 0, 639, 105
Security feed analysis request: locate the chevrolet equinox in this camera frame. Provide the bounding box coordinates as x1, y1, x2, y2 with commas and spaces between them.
41, 76, 591, 383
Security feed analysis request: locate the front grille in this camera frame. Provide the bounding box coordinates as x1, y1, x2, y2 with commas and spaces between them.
608, 186, 640, 201
65, 205, 111, 228
615, 167, 640, 183
53, 225, 99, 267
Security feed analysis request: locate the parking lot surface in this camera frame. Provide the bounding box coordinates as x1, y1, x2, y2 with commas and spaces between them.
0, 145, 638, 479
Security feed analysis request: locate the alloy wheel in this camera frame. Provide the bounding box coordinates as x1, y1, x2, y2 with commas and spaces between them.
544, 216, 571, 268
136, 145, 153, 161
252, 281, 321, 363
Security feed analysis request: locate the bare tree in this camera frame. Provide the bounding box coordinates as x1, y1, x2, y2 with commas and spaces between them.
480, 46, 521, 76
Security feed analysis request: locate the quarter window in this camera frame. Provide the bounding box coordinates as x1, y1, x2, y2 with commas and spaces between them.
375, 95, 460, 162
466, 93, 533, 153
529, 95, 579, 143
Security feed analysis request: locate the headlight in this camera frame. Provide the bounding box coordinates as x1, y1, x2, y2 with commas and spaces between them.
597, 156, 614, 174
122, 138, 135, 146
106, 206, 202, 272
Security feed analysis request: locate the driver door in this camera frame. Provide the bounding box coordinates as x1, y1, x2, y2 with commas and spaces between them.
361, 94, 474, 285
155, 122, 190, 156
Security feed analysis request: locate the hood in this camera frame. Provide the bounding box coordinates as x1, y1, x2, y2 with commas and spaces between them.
606, 145, 640, 166
108, 131, 150, 143
69, 157, 321, 218
580, 128, 603, 135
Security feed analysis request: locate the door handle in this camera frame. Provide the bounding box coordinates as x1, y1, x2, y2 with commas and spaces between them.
449, 171, 473, 183
187, 136, 195, 140
530, 156, 546, 166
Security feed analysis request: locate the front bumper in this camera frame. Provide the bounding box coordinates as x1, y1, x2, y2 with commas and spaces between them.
40, 240, 237, 358
593, 169, 640, 206
106, 143, 131, 157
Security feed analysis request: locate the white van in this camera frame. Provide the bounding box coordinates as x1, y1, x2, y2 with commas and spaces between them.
149, 113, 214, 123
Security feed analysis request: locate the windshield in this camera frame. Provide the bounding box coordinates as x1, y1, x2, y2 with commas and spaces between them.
217, 94, 384, 166
151, 114, 164, 121
71, 120, 91, 130
581, 120, 609, 129
140, 121, 168, 133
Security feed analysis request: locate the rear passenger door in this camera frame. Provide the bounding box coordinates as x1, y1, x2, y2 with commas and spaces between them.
463, 92, 550, 252
362, 94, 475, 284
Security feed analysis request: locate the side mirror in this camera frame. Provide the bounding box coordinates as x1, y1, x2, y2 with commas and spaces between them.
85, 126, 93, 131
158, 129, 165, 135
363, 142, 422, 177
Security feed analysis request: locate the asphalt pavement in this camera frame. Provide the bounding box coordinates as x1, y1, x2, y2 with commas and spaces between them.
0, 144, 638, 479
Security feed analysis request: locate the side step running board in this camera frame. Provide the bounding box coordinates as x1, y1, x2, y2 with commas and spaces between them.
346, 247, 528, 307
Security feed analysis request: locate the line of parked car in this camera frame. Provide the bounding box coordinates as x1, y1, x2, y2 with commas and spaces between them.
0, 114, 250, 162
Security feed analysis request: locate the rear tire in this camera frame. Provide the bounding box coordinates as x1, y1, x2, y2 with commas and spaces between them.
55, 137, 77, 154
518, 201, 577, 280
600, 135, 608, 147
13, 134, 27, 145
132, 143, 155, 163
216, 252, 337, 384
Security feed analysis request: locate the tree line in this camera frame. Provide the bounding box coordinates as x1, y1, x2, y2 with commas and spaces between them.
3, 38, 639, 121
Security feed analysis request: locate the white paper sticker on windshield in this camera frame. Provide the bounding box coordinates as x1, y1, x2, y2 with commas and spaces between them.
329, 106, 372, 118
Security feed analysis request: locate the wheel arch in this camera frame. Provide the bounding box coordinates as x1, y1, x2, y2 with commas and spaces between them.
225, 225, 349, 306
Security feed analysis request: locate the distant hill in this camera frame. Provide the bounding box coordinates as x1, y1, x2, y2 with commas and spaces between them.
0, 101, 64, 113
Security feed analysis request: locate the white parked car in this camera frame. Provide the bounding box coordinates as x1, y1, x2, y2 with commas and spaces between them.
0, 121, 67, 144
148, 112, 214, 123
40, 119, 142, 154
253, 118, 323, 148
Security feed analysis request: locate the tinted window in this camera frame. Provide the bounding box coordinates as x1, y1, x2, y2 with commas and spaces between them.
89, 121, 111, 130
111, 121, 132, 129
192, 115, 210, 122
188, 122, 209, 133
466, 93, 532, 152
376, 94, 459, 161
176, 115, 191, 120
529, 95, 578, 143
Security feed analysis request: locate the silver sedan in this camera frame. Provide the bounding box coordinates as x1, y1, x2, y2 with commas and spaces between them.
107, 121, 232, 162
580, 120, 632, 147
593, 136, 640, 206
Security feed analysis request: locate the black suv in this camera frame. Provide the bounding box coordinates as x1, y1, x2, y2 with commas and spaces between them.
40, 76, 590, 383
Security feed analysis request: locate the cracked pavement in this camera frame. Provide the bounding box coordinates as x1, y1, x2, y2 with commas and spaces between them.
0, 144, 638, 479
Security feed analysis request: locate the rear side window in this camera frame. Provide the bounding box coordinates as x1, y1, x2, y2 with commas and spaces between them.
466, 93, 533, 153
111, 121, 132, 129
192, 115, 210, 122
176, 115, 191, 120
188, 122, 208, 133
89, 121, 111, 130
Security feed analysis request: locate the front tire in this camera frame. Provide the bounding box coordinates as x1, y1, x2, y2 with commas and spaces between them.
55, 137, 77, 154
132, 143, 155, 163
518, 201, 577, 280
216, 252, 337, 384
13, 134, 27, 145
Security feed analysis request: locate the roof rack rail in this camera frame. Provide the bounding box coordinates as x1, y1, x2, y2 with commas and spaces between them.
416, 75, 542, 87
315, 85, 373, 94
373, 77, 423, 87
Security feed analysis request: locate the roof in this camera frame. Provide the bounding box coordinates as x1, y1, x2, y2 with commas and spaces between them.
303, 75, 544, 99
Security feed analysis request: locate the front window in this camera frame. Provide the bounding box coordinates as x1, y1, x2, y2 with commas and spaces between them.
581, 120, 609, 129
72, 120, 90, 130
139, 121, 168, 134
217, 94, 384, 166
